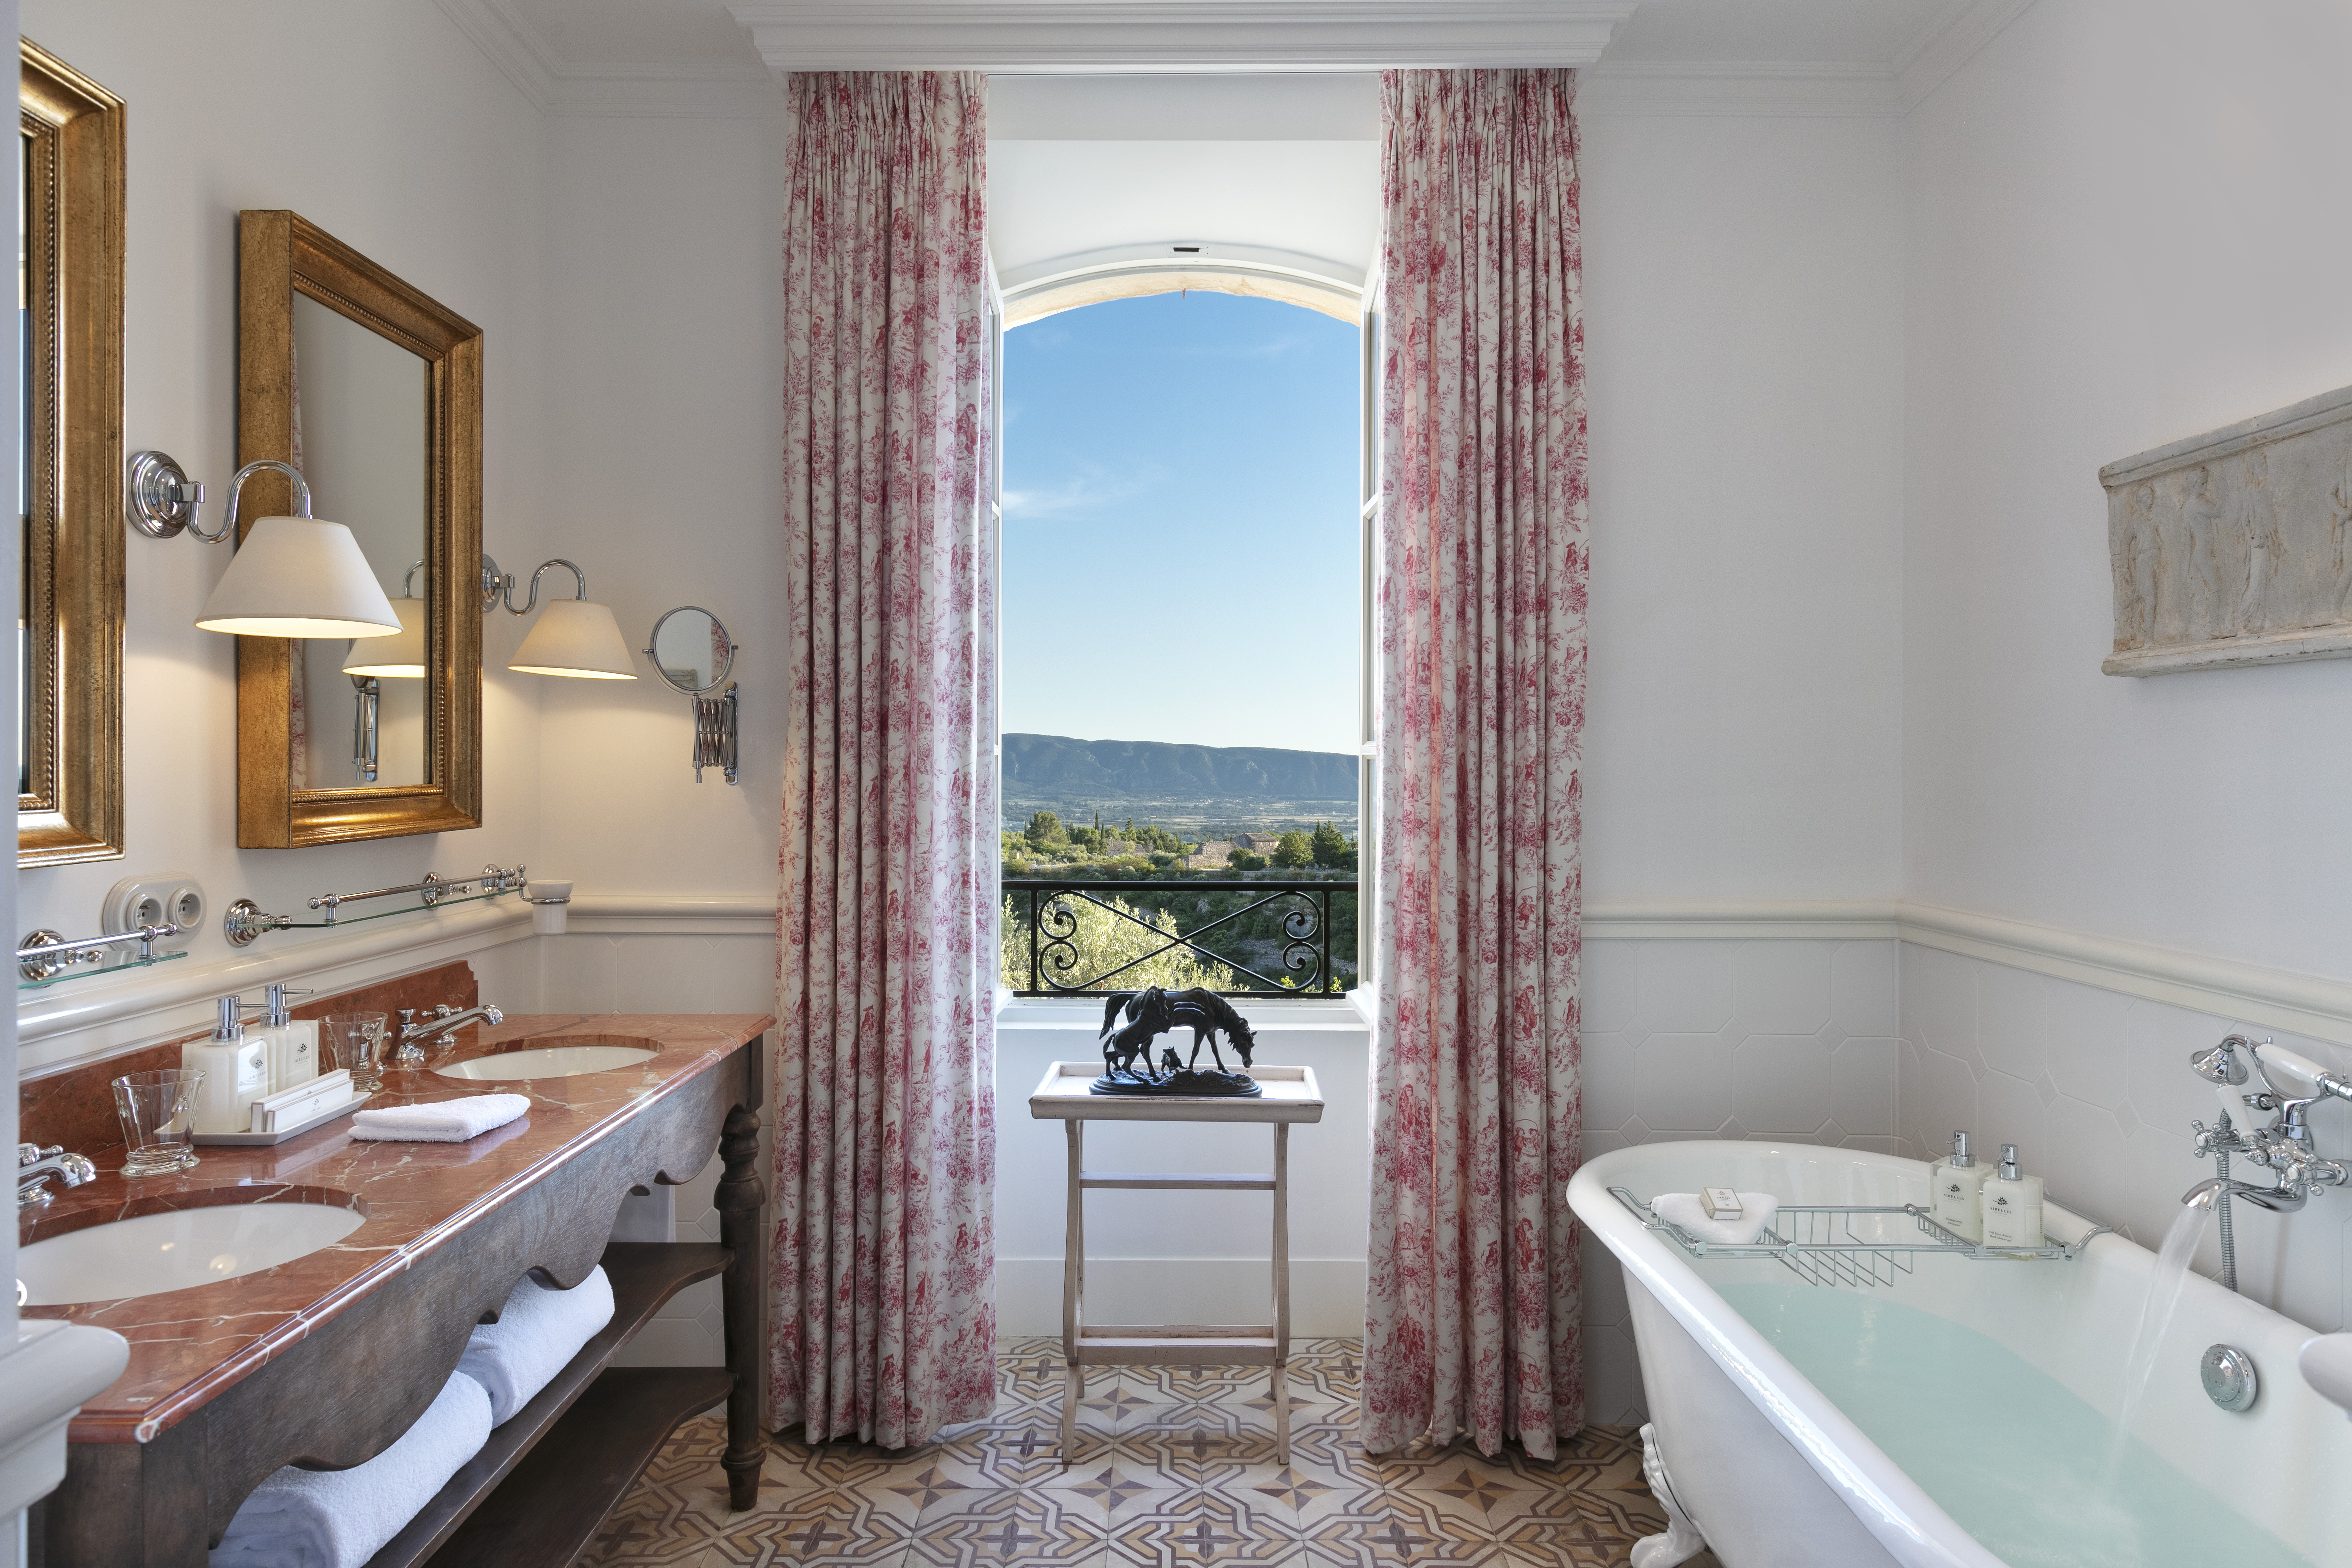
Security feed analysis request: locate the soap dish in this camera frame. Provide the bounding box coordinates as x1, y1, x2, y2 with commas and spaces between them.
191, 1092, 374, 1146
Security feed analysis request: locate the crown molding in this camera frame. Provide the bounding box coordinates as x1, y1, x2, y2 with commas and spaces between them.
1892, 0, 2038, 113
728, 1, 1640, 74
437, 0, 782, 118
1576, 60, 1901, 119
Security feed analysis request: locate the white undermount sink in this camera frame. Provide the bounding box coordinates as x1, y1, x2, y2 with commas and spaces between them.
433, 1043, 657, 1081
17, 1201, 366, 1306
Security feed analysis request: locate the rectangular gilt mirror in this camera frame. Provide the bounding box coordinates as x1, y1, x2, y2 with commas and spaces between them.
237, 210, 482, 846
20, 41, 125, 866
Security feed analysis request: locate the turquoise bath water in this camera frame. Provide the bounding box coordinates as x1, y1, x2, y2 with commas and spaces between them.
1712, 1282, 2313, 1568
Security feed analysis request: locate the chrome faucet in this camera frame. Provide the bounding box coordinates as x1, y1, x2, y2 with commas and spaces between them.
17, 1142, 97, 1208
392, 1002, 504, 1066
2186, 1036, 2352, 1285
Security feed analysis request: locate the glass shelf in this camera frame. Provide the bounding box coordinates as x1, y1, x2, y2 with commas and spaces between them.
18, 948, 190, 993
274, 889, 511, 930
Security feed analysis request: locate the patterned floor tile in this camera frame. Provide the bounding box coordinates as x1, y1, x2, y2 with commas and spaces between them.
906, 1485, 1110, 1567
577, 1343, 1686, 1568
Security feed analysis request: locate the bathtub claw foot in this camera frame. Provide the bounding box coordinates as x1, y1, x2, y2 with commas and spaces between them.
1632, 1422, 1708, 1568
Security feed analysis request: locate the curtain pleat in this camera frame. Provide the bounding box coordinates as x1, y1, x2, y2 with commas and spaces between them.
773, 69, 998, 1449
1362, 68, 1589, 1461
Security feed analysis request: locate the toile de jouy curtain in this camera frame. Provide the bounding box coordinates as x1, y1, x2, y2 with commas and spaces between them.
772, 70, 999, 1449
1361, 68, 1590, 1461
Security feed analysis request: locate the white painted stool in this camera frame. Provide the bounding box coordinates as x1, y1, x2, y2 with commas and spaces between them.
1028, 1059, 1326, 1467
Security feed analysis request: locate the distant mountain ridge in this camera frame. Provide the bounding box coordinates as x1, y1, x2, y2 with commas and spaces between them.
1004, 734, 1356, 802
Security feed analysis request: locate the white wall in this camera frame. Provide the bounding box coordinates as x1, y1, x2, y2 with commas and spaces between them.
16, 0, 554, 1005
1903, 0, 2352, 976
1579, 105, 1906, 904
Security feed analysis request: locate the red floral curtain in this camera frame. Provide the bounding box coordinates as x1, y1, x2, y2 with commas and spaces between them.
773, 71, 998, 1449
1362, 68, 1590, 1461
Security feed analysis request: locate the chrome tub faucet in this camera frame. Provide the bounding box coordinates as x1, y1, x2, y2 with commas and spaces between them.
18, 1142, 97, 1209
2186, 1035, 2352, 1284
392, 1002, 505, 1066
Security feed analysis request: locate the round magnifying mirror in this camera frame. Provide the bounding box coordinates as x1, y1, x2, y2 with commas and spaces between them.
644, 607, 735, 695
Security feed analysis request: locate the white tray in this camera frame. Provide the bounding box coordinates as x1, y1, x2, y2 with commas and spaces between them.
190, 1091, 373, 1146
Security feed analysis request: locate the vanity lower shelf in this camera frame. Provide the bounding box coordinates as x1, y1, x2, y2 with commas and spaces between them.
365, 1241, 734, 1568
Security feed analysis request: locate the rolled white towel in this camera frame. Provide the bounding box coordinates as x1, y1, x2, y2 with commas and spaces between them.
210, 1370, 490, 1568
1651, 1191, 1779, 1246
457, 1265, 616, 1425
350, 1093, 530, 1143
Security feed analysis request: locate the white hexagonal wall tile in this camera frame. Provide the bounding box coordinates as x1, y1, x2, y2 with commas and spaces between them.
2123, 999, 2235, 1142
1633, 1033, 1735, 1132
1580, 1032, 1640, 1130
1902, 943, 1983, 1073
1581, 1128, 1631, 1162
1975, 1070, 2045, 1175
1976, 963, 2049, 1082
1731, 1034, 1833, 1136
2045, 980, 2132, 1112
1581, 940, 1640, 1035
1634, 942, 1737, 1034
1920, 1048, 1979, 1155
1731, 942, 1831, 1035
1830, 1037, 1898, 1137
2042, 1095, 2130, 1229
1830, 941, 1898, 1039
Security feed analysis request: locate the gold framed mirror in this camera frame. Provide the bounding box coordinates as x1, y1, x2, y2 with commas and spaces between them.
236, 210, 482, 847
19, 41, 126, 866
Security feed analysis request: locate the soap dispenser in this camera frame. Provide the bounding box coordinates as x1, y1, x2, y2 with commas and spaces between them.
1980, 1143, 2046, 1249
1930, 1130, 1991, 1243
181, 996, 273, 1134
246, 984, 319, 1091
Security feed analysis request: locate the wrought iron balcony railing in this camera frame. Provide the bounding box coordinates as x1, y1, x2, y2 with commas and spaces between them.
1003, 877, 1357, 999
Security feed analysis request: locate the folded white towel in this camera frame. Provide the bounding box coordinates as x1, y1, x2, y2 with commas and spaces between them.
1651, 1191, 1780, 1246
210, 1371, 490, 1568
457, 1265, 616, 1425
350, 1093, 530, 1143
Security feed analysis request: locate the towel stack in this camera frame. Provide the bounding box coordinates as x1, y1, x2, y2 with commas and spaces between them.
458, 1266, 617, 1425
1651, 1191, 1780, 1246
209, 1371, 491, 1567
350, 1093, 530, 1143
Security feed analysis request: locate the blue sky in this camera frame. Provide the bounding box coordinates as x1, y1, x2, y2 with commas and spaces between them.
1000, 291, 1361, 755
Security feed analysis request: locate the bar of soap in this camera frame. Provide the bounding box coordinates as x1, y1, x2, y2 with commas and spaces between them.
1701, 1186, 1743, 1220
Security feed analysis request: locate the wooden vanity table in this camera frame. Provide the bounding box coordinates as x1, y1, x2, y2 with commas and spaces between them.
21, 1013, 772, 1568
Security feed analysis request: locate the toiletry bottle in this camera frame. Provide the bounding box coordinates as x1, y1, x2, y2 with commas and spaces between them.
1980, 1143, 2046, 1250
1930, 1130, 1990, 1243
181, 996, 273, 1134
245, 984, 319, 1092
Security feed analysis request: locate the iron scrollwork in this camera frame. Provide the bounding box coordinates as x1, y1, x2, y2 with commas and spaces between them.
1008, 878, 1354, 999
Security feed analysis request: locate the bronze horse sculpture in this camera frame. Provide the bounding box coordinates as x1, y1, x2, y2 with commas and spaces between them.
1097, 986, 1257, 1077
1098, 986, 1176, 1080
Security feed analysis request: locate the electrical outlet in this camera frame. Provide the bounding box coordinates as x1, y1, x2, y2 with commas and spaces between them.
101, 874, 205, 955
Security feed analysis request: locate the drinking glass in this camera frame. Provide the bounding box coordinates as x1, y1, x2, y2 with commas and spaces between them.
324, 1012, 390, 1092
113, 1069, 203, 1176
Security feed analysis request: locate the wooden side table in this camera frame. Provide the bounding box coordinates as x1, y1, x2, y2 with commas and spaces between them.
1028, 1060, 1326, 1466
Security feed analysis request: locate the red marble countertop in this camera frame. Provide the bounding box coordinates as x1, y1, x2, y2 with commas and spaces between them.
17, 1013, 771, 1443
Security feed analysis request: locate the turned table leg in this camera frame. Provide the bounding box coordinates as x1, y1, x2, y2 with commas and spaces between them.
715, 1099, 768, 1511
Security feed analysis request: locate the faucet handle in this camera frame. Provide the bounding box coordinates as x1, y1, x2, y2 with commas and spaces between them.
18, 1143, 58, 1167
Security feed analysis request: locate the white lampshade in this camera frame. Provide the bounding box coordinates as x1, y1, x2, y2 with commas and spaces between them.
195, 516, 403, 639
510, 598, 637, 680
342, 597, 427, 678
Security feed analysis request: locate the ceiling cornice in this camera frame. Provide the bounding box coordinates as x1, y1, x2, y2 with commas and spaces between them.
437, 0, 781, 118
727, 1, 1641, 74
1892, 0, 2037, 113
1577, 61, 1899, 119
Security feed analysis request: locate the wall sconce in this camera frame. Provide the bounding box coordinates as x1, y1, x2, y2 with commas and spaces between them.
341, 563, 426, 783
485, 558, 636, 680
125, 452, 400, 639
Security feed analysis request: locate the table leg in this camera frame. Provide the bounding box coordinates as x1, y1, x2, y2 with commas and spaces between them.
1272, 1121, 1291, 1466
716, 1101, 769, 1510
1063, 1119, 1084, 1468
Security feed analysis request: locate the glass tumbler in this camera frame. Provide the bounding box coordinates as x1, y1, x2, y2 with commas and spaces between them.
113, 1069, 203, 1176
324, 1012, 390, 1092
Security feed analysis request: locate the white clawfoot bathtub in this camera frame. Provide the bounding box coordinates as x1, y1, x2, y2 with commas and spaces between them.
1568, 1142, 2352, 1568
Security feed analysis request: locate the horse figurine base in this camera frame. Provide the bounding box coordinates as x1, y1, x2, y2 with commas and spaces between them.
1089, 1066, 1263, 1098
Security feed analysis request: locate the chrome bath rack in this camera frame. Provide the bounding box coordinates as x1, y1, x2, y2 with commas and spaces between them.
1608, 1186, 2112, 1289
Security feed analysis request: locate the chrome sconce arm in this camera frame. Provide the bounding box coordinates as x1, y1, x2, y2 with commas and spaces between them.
482, 556, 588, 614
126, 453, 313, 541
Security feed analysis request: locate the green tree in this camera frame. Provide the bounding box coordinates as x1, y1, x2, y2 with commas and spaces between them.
1273, 829, 1313, 868
1310, 821, 1354, 869
1025, 809, 1067, 847
1001, 895, 1234, 992
1228, 849, 1267, 871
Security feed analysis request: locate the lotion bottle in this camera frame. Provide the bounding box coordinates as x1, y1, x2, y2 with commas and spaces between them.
1930, 1130, 1990, 1244
245, 984, 318, 1092
181, 996, 273, 1134
1980, 1143, 2046, 1250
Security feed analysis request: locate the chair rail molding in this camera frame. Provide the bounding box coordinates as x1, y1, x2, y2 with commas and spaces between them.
728, 1, 1641, 74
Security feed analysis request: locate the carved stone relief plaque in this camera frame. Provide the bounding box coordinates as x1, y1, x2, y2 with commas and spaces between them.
2103, 384, 2352, 675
